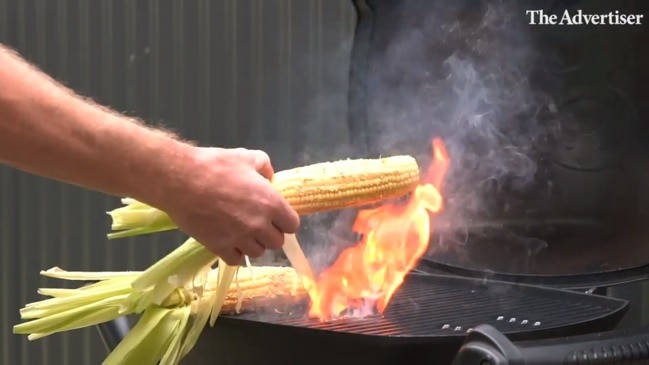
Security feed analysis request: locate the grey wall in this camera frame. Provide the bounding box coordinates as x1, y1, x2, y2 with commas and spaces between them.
0, 1, 356, 364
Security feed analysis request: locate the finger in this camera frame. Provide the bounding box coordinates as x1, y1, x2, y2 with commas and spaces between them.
271, 197, 301, 234
248, 149, 274, 180
240, 239, 266, 258
255, 224, 285, 250
220, 248, 245, 266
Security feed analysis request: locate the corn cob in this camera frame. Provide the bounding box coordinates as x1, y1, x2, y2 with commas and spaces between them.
14, 265, 307, 363
211, 264, 307, 313
271, 155, 420, 215
107, 155, 420, 239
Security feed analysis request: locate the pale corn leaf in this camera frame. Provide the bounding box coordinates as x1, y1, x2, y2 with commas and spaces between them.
103, 307, 178, 365
149, 281, 178, 308
15, 294, 130, 336
180, 291, 214, 358
106, 198, 177, 239
160, 306, 192, 365
107, 226, 176, 240
208, 261, 238, 326
40, 266, 142, 281
245, 255, 255, 280
36, 288, 79, 298
131, 238, 215, 292
27, 306, 123, 341
21, 280, 132, 318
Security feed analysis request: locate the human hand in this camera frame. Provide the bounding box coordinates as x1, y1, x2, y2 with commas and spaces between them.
157, 146, 300, 265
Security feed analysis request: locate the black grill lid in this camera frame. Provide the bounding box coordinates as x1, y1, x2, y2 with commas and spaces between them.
340, 0, 649, 285
182, 273, 627, 365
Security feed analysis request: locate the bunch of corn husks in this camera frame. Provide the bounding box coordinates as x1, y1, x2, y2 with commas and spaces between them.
12, 155, 422, 365
14, 199, 242, 365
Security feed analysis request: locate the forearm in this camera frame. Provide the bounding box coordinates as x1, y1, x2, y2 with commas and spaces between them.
0, 44, 194, 208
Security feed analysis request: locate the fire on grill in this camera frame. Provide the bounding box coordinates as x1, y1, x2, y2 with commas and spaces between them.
303, 138, 449, 321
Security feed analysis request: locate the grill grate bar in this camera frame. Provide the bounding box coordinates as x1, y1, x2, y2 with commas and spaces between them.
231, 274, 626, 338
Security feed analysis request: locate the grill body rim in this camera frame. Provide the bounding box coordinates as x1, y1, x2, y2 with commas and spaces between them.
180, 273, 628, 365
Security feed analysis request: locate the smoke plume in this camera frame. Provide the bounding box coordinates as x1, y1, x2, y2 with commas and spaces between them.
297, 0, 567, 271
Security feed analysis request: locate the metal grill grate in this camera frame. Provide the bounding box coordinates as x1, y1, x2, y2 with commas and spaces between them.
226, 273, 628, 339
184, 273, 628, 365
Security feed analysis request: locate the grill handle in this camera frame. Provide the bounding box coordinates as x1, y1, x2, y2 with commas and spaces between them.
452, 324, 649, 365
95, 316, 131, 353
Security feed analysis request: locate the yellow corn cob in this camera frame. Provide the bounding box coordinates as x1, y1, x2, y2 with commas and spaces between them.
272, 155, 420, 215
216, 265, 307, 314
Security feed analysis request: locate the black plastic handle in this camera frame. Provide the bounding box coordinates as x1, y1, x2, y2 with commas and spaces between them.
452, 324, 649, 365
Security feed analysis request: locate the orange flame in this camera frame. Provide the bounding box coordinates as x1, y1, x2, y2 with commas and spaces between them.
305, 138, 450, 321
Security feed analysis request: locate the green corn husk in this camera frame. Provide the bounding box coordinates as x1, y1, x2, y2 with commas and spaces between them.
14, 269, 142, 339
126, 237, 218, 314
106, 200, 242, 327
21, 191, 282, 363
107, 198, 177, 239
13, 263, 231, 365
106, 199, 224, 314
103, 305, 192, 365
209, 258, 239, 326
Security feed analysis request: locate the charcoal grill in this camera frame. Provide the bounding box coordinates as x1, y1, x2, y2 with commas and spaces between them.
96, 0, 649, 364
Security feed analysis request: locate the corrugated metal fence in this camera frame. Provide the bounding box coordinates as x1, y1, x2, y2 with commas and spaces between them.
0, 1, 355, 363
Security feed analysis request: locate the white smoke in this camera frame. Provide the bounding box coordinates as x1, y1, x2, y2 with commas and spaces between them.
296, 0, 569, 271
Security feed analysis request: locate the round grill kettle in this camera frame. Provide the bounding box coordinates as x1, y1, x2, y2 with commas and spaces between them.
344, 0, 649, 364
